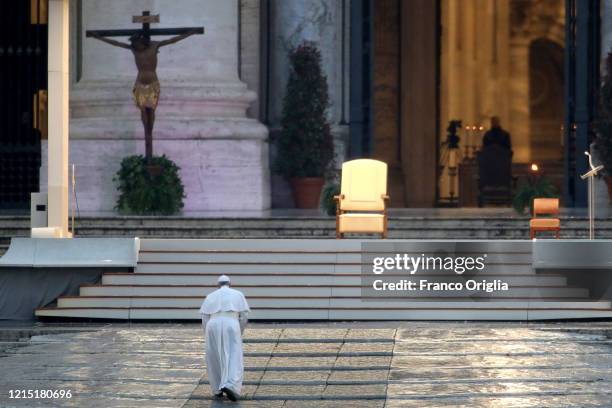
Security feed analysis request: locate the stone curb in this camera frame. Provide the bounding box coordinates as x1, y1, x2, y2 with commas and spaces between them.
245, 351, 392, 357
245, 366, 390, 371
245, 338, 394, 343
188, 395, 388, 401
198, 380, 389, 386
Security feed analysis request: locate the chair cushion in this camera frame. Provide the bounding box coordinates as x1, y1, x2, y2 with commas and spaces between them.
530, 218, 560, 228
533, 198, 559, 215
340, 159, 387, 211
338, 213, 385, 233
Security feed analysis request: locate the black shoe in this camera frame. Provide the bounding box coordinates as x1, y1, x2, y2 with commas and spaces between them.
213, 392, 223, 399
221, 387, 238, 401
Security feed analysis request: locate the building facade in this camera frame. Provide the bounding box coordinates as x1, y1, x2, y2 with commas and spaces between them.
1, 0, 612, 213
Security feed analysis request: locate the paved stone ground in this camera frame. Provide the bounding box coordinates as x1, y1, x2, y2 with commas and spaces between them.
1, 323, 612, 407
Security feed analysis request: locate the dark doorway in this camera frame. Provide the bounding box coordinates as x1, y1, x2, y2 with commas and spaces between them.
0, 0, 47, 210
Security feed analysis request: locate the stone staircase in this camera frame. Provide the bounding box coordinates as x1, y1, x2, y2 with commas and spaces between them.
35, 239, 612, 321
3, 214, 612, 242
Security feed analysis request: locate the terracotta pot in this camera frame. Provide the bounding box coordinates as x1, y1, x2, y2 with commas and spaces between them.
291, 177, 325, 209
606, 177, 612, 204
145, 164, 163, 177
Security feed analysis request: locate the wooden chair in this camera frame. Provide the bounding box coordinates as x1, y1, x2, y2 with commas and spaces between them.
334, 159, 389, 239
530, 198, 560, 239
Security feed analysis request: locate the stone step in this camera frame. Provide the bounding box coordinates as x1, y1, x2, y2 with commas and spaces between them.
136, 251, 533, 264
1, 215, 611, 240
77, 284, 590, 298
33, 238, 605, 321
10, 215, 609, 227
35, 306, 612, 320
0, 214, 608, 224
139, 238, 534, 251
57, 296, 609, 309
134, 263, 533, 274
102, 273, 566, 286
0, 226, 599, 238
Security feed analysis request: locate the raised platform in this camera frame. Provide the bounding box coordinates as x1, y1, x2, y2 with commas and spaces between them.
34, 239, 612, 321
0, 238, 139, 267
0, 238, 139, 320
2, 208, 611, 245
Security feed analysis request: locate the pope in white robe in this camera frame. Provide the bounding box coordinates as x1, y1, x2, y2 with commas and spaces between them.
200, 275, 250, 401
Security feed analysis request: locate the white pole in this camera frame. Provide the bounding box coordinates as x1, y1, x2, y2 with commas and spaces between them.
589, 176, 594, 239
71, 164, 76, 236
47, 0, 70, 238
581, 152, 602, 241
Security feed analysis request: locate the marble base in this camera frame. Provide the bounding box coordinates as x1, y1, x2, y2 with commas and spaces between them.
41, 125, 270, 212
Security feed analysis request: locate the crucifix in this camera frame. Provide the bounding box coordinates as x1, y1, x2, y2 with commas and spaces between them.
87, 11, 204, 167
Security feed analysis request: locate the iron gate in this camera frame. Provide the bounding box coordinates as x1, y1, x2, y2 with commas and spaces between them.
0, 0, 47, 210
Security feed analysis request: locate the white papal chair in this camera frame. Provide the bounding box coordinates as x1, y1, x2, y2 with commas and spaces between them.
334, 159, 389, 239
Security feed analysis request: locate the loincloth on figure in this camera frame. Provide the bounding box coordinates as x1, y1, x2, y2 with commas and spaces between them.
133, 80, 160, 110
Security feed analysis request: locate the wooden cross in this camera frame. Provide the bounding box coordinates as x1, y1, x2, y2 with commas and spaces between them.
86, 10, 204, 39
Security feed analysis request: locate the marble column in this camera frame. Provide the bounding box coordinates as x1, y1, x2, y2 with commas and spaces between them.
43, 0, 270, 213
45, 0, 70, 236
509, 39, 531, 163
401, 0, 438, 207
268, 0, 347, 206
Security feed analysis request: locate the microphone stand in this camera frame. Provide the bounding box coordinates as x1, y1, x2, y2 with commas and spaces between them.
580, 152, 604, 240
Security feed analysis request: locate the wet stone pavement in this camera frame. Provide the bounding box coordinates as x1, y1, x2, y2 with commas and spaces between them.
1, 323, 612, 407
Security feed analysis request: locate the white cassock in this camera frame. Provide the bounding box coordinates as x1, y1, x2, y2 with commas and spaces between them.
200, 286, 250, 396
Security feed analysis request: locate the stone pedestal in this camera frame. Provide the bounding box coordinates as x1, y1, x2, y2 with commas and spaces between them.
43, 0, 270, 213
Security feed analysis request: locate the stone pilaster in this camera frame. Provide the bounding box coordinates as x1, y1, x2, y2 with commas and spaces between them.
240, 0, 262, 119
269, 0, 344, 127
267, 0, 348, 207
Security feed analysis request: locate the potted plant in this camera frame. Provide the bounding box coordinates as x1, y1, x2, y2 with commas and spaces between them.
274, 42, 334, 208
320, 182, 340, 216
593, 51, 612, 203
512, 167, 557, 215
114, 154, 185, 215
